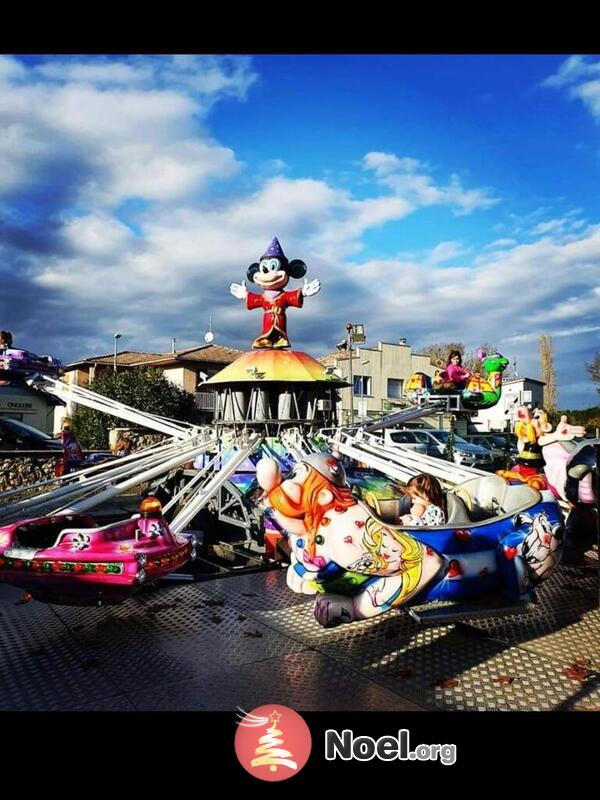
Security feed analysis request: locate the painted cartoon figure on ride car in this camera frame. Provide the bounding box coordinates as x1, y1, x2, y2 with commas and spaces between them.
497, 406, 552, 490
537, 416, 598, 563
230, 238, 321, 349
256, 452, 563, 628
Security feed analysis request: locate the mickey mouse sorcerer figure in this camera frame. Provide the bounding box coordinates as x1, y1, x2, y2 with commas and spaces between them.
230, 237, 321, 349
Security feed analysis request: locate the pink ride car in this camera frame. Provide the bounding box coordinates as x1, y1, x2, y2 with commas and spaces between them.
0, 498, 194, 605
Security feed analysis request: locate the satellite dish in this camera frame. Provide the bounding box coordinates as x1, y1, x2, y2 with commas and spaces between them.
204, 315, 214, 344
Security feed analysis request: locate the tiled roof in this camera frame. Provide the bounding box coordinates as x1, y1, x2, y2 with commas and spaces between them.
67, 351, 163, 367
317, 352, 357, 366
66, 345, 242, 370
139, 345, 243, 365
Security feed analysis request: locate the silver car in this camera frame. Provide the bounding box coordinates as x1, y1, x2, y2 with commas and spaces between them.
385, 430, 429, 453
410, 429, 495, 470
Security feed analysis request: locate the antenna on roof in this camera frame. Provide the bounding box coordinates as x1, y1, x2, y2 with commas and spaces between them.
204, 316, 214, 344
171, 338, 176, 354
513, 355, 518, 377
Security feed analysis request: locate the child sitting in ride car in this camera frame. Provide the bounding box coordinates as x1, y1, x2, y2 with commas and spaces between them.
440, 350, 471, 389
0, 330, 13, 351
401, 473, 447, 526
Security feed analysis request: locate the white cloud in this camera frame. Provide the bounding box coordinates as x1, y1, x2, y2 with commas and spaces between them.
532, 219, 566, 235
63, 213, 137, 259
427, 241, 470, 264
0, 55, 26, 82
34, 55, 257, 101
543, 55, 600, 123
0, 56, 252, 206
362, 152, 422, 177
2, 55, 597, 406
542, 55, 600, 89
484, 238, 517, 250
362, 151, 499, 216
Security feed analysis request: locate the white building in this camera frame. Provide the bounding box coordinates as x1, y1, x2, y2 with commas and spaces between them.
472, 376, 545, 432
319, 340, 435, 425
0, 384, 64, 434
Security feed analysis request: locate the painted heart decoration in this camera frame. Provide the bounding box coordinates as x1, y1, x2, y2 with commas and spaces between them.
455, 529, 471, 543
504, 546, 517, 560
446, 560, 463, 578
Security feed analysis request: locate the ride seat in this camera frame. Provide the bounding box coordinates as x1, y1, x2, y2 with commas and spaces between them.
360, 493, 411, 525
445, 492, 473, 526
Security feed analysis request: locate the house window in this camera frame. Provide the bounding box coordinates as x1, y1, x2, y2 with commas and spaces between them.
353, 375, 372, 396
196, 368, 217, 389
387, 378, 403, 399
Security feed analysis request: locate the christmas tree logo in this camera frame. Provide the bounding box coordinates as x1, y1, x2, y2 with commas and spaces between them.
234, 704, 312, 782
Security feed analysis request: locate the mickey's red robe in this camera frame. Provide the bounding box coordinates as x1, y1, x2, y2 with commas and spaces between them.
246, 288, 303, 348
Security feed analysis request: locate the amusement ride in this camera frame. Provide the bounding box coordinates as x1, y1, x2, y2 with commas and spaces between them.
0, 238, 598, 627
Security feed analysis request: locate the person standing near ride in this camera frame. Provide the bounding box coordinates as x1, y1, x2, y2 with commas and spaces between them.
58, 418, 84, 475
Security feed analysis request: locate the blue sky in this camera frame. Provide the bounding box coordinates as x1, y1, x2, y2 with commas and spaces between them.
1, 54, 599, 408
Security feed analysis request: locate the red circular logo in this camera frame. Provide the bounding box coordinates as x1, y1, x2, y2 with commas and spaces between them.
234, 705, 312, 781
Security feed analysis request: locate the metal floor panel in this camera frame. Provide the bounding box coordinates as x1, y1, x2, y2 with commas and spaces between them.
195, 567, 311, 612
316, 622, 600, 711
2, 562, 598, 711
49, 582, 308, 693
127, 650, 424, 712
0, 584, 124, 711
461, 565, 600, 669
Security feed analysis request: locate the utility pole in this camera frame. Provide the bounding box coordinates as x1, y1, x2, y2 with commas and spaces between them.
347, 323, 354, 425
113, 333, 122, 375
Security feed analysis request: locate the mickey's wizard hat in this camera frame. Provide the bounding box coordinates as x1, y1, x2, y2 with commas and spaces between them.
261, 237, 287, 262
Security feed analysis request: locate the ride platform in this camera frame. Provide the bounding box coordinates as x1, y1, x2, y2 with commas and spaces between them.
1, 551, 598, 712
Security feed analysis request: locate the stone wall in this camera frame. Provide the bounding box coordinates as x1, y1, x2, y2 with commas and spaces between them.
0, 432, 168, 493
0, 453, 60, 493
108, 428, 167, 451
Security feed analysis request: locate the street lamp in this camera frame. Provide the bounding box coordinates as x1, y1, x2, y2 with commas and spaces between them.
360, 359, 370, 419
113, 333, 122, 374
339, 323, 366, 426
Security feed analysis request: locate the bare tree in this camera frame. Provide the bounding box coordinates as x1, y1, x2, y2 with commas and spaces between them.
587, 352, 600, 395
463, 343, 498, 374
421, 342, 465, 369
422, 342, 499, 374
539, 333, 558, 413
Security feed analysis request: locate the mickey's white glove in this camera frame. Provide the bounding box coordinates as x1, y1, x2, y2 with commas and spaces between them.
301, 278, 321, 297
230, 280, 248, 300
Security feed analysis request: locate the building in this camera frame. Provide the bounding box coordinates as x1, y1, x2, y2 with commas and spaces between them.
471, 376, 546, 432
319, 340, 435, 425
0, 383, 64, 434
58, 344, 242, 428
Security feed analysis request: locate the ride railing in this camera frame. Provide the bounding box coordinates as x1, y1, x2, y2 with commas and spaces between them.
27, 375, 198, 440
0, 435, 219, 523
325, 429, 489, 488
170, 434, 262, 534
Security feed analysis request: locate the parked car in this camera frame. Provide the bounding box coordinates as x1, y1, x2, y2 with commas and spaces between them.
405, 429, 496, 470
0, 417, 62, 451
384, 429, 429, 454
465, 433, 518, 466
0, 418, 113, 467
